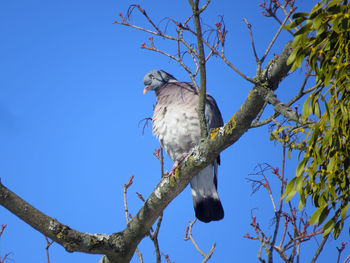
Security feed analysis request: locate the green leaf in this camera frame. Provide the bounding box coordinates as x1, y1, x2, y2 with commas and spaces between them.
298, 192, 306, 210
310, 2, 325, 18
323, 219, 335, 237
283, 177, 296, 202
318, 206, 330, 225
313, 13, 327, 29
309, 207, 324, 225
341, 203, 350, 221
295, 22, 313, 36
296, 158, 307, 177
284, 17, 306, 30
292, 50, 306, 71
287, 46, 301, 65
292, 12, 310, 19
302, 97, 312, 118
333, 220, 343, 239
295, 174, 304, 195
314, 101, 321, 118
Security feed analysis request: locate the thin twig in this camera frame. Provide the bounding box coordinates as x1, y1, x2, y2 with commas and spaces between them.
45, 236, 54, 263
198, 0, 211, 14
250, 78, 319, 129
184, 218, 216, 260
161, 252, 172, 263
243, 18, 259, 63
337, 242, 347, 263
149, 146, 166, 263
202, 243, 216, 263
310, 234, 329, 263
122, 175, 143, 263
123, 175, 134, 223
260, 6, 295, 64
268, 146, 286, 262
343, 254, 350, 263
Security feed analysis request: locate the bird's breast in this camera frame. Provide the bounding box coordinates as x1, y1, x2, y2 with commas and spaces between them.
152, 104, 200, 162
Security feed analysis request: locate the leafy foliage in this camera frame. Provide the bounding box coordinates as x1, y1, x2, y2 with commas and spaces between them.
279, 0, 350, 238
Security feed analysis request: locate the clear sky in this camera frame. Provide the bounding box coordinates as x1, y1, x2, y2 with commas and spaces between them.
0, 1, 349, 262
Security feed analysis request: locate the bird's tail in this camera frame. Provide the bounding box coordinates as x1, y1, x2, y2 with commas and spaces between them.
190, 164, 224, 223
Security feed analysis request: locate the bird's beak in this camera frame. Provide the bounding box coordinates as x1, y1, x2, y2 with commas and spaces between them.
143, 86, 150, 94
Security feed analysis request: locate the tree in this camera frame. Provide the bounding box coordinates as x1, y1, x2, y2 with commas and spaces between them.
0, 0, 349, 262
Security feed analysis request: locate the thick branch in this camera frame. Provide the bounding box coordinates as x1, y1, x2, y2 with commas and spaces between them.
0, 181, 124, 258
0, 41, 294, 263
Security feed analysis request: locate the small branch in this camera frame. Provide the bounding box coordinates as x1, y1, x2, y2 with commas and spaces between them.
254, 84, 313, 125
260, 6, 295, 64
253, 102, 268, 124
123, 175, 134, 223
188, 0, 208, 139
161, 252, 173, 263
343, 254, 350, 263
149, 146, 165, 263
243, 18, 259, 64
259, 0, 295, 35
258, 242, 267, 263
45, 236, 54, 263
268, 148, 286, 262
0, 224, 12, 263
310, 234, 329, 263
122, 175, 143, 263
202, 244, 216, 263
250, 73, 318, 129
142, 37, 198, 88
180, 19, 256, 84
184, 218, 206, 257
184, 218, 216, 261
198, 0, 211, 14
337, 242, 347, 263
0, 224, 6, 236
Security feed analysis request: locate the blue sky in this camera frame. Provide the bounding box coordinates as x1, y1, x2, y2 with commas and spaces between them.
0, 1, 349, 262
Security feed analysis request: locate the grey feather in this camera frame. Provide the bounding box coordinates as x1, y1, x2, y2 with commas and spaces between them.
143, 70, 224, 223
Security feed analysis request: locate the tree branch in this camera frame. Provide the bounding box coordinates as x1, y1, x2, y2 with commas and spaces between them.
0, 40, 294, 263
188, 0, 208, 139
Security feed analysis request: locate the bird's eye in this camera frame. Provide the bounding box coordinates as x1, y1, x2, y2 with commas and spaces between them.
151, 76, 156, 80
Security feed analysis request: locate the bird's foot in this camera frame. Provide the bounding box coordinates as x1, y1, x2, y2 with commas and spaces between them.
166, 153, 190, 178
167, 161, 179, 178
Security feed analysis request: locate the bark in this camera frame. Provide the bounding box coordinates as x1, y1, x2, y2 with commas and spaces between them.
0, 41, 293, 263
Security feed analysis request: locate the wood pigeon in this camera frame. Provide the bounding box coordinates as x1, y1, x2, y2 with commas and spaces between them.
143, 69, 224, 223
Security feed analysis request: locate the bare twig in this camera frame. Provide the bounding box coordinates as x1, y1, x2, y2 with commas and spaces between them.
161, 252, 173, 263
268, 145, 287, 262
45, 236, 54, 263
149, 146, 166, 263
198, 0, 211, 15
344, 254, 350, 263
337, 242, 348, 263
260, 5, 295, 64
0, 225, 12, 263
310, 234, 329, 263
0, 224, 6, 236
250, 74, 318, 129
243, 18, 259, 64
245, 159, 325, 262
259, 0, 295, 35
123, 175, 134, 223
188, 0, 209, 138
123, 175, 143, 263
184, 218, 216, 261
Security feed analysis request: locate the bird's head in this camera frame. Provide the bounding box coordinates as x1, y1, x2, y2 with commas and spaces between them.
143, 70, 177, 94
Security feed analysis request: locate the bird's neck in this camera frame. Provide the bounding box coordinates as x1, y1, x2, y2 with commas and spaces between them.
155, 80, 178, 97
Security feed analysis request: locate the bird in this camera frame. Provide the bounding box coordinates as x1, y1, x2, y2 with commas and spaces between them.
143, 69, 224, 223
